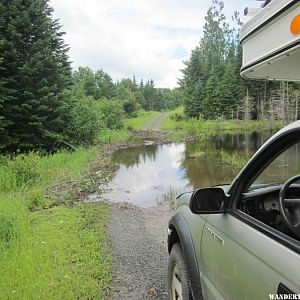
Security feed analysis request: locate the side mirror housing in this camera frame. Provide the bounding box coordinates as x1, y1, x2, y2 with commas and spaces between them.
189, 187, 228, 214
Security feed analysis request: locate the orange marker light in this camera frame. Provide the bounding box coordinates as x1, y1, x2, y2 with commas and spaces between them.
291, 14, 300, 35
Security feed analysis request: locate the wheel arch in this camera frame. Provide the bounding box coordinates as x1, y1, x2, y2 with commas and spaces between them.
168, 213, 203, 300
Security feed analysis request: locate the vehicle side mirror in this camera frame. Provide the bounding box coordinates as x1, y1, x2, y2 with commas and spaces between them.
189, 187, 228, 214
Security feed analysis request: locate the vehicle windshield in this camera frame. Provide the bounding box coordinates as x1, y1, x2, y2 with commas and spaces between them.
248, 140, 300, 191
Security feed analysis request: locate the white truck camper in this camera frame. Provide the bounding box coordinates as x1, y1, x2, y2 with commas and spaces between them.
240, 0, 300, 81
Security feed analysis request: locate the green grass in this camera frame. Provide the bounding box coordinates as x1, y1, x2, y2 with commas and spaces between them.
98, 128, 130, 143
188, 148, 250, 170
0, 148, 97, 195
218, 150, 250, 168
97, 111, 160, 143
0, 148, 111, 299
124, 110, 159, 130
161, 106, 184, 130
163, 115, 283, 132
99, 107, 283, 144
161, 110, 284, 142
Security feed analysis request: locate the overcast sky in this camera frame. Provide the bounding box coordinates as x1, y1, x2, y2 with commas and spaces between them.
50, 0, 260, 88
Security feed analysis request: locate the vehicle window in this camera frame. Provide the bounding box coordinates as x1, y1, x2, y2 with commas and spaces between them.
249, 141, 300, 190
239, 140, 300, 242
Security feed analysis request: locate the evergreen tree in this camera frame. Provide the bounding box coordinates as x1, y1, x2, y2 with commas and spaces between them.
143, 80, 158, 111
0, 0, 71, 151
136, 79, 146, 109
180, 0, 229, 119
190, 79, 205, 118
202, 68, 221, 119
218, 63, 237, 118
180, 1, 299, 121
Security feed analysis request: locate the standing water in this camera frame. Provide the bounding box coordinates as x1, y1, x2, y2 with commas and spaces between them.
100, 132, 273, 207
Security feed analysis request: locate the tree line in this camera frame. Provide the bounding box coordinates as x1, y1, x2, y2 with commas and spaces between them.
72, 67, 182, 116
0, 0, 182, 153
179, 0, 300, 122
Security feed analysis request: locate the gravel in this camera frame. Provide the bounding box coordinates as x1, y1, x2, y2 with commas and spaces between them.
142, 113, 168, 131
107, 203, 172, 299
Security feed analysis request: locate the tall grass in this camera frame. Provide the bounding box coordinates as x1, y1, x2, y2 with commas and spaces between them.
98, 128, 130, 143
0, 148, 111, 299
161, 106, 184, 130
0, 148, 97, 194
0, 201, 111, 299
163, 114, 284, 142
189, 148, 250, 169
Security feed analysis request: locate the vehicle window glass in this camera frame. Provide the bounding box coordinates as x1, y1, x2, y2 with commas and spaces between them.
249, 141, 300, 190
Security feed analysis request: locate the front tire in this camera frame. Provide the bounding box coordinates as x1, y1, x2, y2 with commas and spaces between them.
168, 243, 193, 300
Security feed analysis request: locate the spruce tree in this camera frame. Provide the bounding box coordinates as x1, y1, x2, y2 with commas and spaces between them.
190, 79, 205, 118
0, 0, 71, 152
202, 68, 221, 119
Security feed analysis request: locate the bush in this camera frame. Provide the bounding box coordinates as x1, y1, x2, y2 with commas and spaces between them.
67, 96, 104, 145
98, 99, 124, 130
26, 188, 49, 210
170, 112, 185, 122
123, 100, 137, 117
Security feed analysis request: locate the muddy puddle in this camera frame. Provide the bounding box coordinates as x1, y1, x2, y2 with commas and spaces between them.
97, 131, 280, 207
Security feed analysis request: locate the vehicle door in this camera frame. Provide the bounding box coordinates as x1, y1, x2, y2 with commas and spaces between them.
200, 212, 300, 300
199, 138, 300, 300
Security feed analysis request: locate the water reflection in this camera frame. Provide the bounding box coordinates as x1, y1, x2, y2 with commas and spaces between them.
113, 144, 158, 168
101, 143, 192, 207
101, 132, 274, 208
253, 141, 300, 186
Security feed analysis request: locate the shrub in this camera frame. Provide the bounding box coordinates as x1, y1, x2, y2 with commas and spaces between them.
26, 188, 49, 210
98, 99, 124, 130
123, 100, 137, 117
6, 152, 41, 188
170, 112, 184, 122
67, 96, 104, 145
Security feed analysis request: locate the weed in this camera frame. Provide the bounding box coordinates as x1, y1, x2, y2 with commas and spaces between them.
0, 147, 112, 298
219, 150, 249, 168
188, 152, 206, 159
0, 216, 20, 245
163, 188, 177, 210
25, 188, 50, 210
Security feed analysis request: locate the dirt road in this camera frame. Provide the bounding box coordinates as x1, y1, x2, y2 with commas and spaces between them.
107, 203, 172, 299
105, 117, 173, 299
142, 113, 168, 130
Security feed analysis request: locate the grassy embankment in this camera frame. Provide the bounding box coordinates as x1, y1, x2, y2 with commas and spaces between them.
161, 106, 284, 141
0, 149, 111, 299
